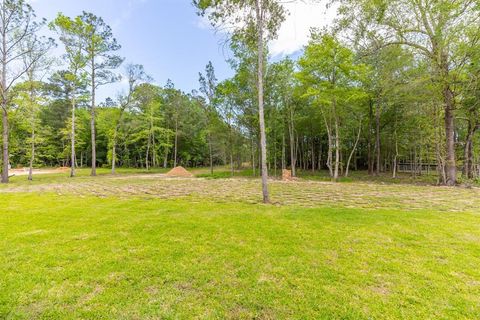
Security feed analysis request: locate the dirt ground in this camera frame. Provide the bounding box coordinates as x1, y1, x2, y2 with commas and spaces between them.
2, 172, 480, 212
9, 167, 69, 176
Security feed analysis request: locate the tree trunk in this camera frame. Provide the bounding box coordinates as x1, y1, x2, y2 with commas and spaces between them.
367, 99, 374, 175
311, 137, 315, 173
256, 0, 269, 203
111, 128, 117, 174
146, 133, 151, 171
333, 117, 340, 182
28, 124, 35, 181
90, 61, 97, 177
345, 122, 362, 177
2, 106, 9, 183
443, 83, 456, 185
289, 108, 296, 177
463, 120, 477, 179
375, 101, 381, 175
70, 96, 76, 178
251, 135, 256, 176
393, 129, 398, 179
174, 116, 178, 167
1, 29, 8, 183
208, 133, 213, 174
281, 131, 286, 170
152, 130, 157, 168
163, 136, 169, 168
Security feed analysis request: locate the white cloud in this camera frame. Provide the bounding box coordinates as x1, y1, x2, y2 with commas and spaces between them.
196, 1, 337, 57
270, 1, 337, 56
112, 0, 148, 31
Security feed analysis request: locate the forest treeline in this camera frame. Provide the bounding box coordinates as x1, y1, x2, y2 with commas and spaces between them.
1, 0, 479, 189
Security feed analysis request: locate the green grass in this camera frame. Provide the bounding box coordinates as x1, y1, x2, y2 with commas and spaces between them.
1, 192, 480, 319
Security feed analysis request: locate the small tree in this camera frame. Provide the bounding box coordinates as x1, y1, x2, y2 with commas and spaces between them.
199, 61, 218, 174
111, 64, 151, 174
194, 0, 285, 203
50, 14, 89, 178
0, 0, 46, 183
79, 12, 123, 176
20, 37, 54, 180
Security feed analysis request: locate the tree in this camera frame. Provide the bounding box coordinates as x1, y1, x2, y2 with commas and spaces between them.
111, 63, 150, 174
19, 37, 54, 180
79, 12, 123, 176
268, 59, 296, 175
162, 80, 184, 168
194, 0, 285, 203
298, 32, 366, 181
335, 0, 480, 185
50, 14, 89, 178
199, 61, 218, 175
0, 0, 46, 183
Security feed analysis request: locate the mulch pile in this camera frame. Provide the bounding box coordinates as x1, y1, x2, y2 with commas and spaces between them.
282, 169, 293, 181
166, 166, 194, 178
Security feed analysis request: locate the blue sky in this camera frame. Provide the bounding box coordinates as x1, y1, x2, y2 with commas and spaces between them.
29, 0, 335, 101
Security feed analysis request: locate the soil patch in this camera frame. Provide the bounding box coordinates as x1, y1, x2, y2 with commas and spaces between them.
166, 166, 194, 178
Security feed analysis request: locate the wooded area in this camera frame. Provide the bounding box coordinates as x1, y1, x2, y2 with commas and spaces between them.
1, 0, 479, 194
2, 1, 480, 318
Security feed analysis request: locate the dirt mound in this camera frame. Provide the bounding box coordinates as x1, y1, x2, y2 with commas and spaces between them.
282, 169, 299, 181
282, 169, 293, 181
166, 166, 193, 177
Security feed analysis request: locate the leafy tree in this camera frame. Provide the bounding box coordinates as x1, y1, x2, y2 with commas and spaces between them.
335, 0, 480, 185
194, 0, 286, 203
199, 61, 218, 174
111, 63, 150, 174
78, 12, 123, 176
50, 14, 89, 177
0, 0, 48, 182
298, 32, 366, 181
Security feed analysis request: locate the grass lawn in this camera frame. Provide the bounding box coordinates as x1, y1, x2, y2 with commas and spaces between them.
1, 186, 480, 319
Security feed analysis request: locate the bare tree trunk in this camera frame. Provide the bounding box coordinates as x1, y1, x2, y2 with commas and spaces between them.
174, 116, 178, 167
463, 120, 477, 179
256, 0, 269, 203
111, 129, 117, 174
208, 133, 213, 174
281, 131, 286, 170
318, 143, 322, 170
333, 117, 340, 182
152, 131, 157, 168
375, 101, 381, 175
70, 96, 76, 178
90, 61, 97, 176
28, 122, 35, 181
251, 135, 256, 176
2, 106, 8, 183
311, 137, 315, 173
273, 124, 278, 177
443, 85, 456, 185
326, 133, 333, 178
393, 129, 398, 179
367, 99, 374, 175
1, 29, 8, 183
289, 108, 296, 177
322, 112, 333, 177
163, 136, 169, 168
146, 134, 150, 171
345, 122, 362, 177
